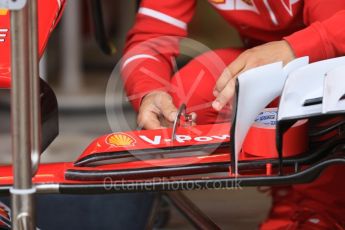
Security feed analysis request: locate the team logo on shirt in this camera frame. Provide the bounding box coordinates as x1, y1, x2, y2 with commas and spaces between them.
209, 0, 301, 17
210, 0, 226, 3
281, 0, 300, 16
209, 0, 259, 13
0, 9, 8, 15
241, 0, 253, 5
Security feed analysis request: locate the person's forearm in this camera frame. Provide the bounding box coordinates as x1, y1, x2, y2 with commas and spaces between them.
284, 10, 345, 62
122, 57, 172, 111
121, 0, 195, 110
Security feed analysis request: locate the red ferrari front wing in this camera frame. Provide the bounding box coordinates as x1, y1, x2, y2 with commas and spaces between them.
0, 122, 344, 195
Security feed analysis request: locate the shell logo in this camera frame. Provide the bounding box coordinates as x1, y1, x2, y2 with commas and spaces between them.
106, 133, 136, 147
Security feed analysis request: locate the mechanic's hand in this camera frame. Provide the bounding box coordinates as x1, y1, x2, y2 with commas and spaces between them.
212, 40, 295, 111
137, 91, 178, 129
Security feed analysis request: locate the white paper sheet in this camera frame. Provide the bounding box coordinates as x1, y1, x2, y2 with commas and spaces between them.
232, 57, 308, 174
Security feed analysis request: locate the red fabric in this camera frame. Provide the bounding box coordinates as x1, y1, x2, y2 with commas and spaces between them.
284, 1, 345, 62
122, 0, 345, 110
171, 48, 242, 124
0, 0, 65, 88
259, 185, 345, 229
122, 0, 194, 109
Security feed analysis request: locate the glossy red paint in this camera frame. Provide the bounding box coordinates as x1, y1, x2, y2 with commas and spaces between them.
76, 123, 231, 165
0, 121, 307, 186
0, 152, 274, 186
0, 0, 66, 89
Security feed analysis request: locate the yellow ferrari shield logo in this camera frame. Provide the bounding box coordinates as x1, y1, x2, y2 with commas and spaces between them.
0, 9, 8, 15
210, 0, 225, 3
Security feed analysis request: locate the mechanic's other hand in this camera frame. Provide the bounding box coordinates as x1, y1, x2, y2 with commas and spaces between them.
212, 40, 295, 111
137, 91, 178, 130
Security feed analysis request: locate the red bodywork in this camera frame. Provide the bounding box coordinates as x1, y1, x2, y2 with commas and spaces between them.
0, 153, 276, 185
0, 122, 304, 186
75, 123, 231, 166
1, 123, 232, 185
0, 0, 65, 88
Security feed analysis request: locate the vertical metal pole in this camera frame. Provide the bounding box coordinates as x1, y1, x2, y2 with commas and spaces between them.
28, 0, 41, 176
61, 0, 82, 93
10, 0, 36, 229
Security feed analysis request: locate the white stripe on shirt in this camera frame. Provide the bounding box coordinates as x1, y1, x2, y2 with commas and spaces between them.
122, 54, 160, 69
138, 7, 187, 30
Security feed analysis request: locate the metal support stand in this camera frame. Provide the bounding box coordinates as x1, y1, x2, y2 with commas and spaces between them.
165, 192, 221, 230
9, 0, 39, 229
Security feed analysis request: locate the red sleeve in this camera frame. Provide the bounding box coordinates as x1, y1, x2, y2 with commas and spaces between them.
121, 0, 196, 111
284, 0, 345, 62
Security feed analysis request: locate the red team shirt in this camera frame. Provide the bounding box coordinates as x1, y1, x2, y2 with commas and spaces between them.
123, 0, 345, 222
122, 0, 345, 110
